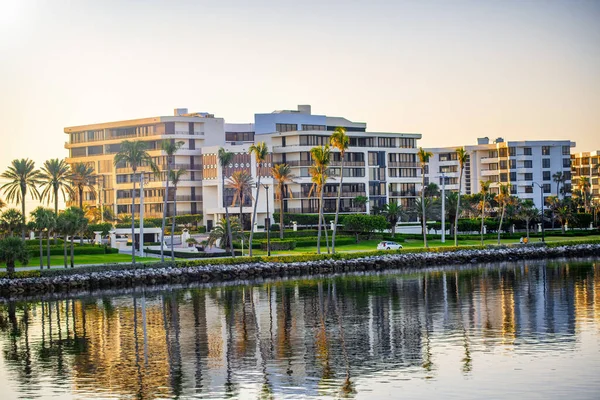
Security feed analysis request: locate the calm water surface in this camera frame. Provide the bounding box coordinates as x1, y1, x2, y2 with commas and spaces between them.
1, 259, 599, 399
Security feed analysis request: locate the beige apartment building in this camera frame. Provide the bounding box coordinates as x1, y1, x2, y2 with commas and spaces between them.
571, 150, 600, 204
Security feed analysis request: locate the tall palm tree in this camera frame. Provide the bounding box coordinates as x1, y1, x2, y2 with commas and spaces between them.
454, 147, 468, 246
577, 176, 591, 213
248, 142, 268, 257
0, 198, 5, 210
218, 148, 235, 258
70, 162, 96, 210
113, 140, 159, 264
330, 127, 349, 253
227, 170, 254, 229
555, 203, 571, 234
479, 180, 491, 246
496, 183, 511, 244
383, 201, 406, 238
417, 148, 433, 248
271, 164, 295, 239
546, 195, 560, 229
0, 209, 23, 237
39, 159, 73, 216
1, 158, 42, 239
310, 145, 331, 254
160, 140, 185, 262
169, 168, 187, 263
552, 171, 564, 199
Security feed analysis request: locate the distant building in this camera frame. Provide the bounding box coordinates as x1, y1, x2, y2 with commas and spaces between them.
570, 150, 600, 206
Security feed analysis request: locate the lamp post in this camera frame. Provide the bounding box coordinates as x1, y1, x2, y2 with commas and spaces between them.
139, 172, 145, 257
531, 182, 545, 242
263, 184, 271, 256
440, 173, 446, 243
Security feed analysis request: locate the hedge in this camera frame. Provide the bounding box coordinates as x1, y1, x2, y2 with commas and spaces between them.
143, 248, 243, 258
26, 245, 117, 257
261, 240, 296, 251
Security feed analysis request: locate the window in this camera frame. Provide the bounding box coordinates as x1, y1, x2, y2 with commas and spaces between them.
542, 146, 551, 155
510, 185, 517, 195
510, 172, 517, 181
301, 124, 325, 131
488, 150, 498, 158
543, 184, 551, 193
499, 148, 507, 157
276, 123, 298, 132
500, 173, 508, 182
563, 171, 571, 180
439, 152, 458, 162
349, 137, 375, 147
499, 160, 508, 169
71, 147, 86, 157
542, 158, 550, 168
368, 152, 380, 166
398, 138, 416, 148
439, 165, 458, 173
524, 173, 533, 181
299, 135, 329, 146
225, 132, 254, 142
509, 147, 516, 156
562, 146, 570, 155
563, 158, 571, 168
509, 159, 516, 169
524, 147, 532, 155
524, 160, 533, 168
389, 168, 417, 178
378, 137, 396, 148
543, 171, 551, 181
525, 186, 533, 194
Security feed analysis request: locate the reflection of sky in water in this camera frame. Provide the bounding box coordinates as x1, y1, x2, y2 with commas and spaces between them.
0, 259, 599, 399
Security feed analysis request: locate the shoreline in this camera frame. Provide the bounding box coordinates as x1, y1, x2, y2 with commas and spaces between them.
1, 243, 599, 298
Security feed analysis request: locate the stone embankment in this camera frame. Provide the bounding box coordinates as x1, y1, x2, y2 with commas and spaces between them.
1, 244, 599, 297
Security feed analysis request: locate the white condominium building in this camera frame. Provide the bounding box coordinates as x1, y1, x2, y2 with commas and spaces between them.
425, 137, 575, 210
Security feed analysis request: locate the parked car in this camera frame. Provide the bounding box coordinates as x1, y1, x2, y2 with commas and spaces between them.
377, 241, 403, 250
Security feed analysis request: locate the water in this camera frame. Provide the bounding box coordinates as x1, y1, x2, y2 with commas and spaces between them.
1, 259, 599, 399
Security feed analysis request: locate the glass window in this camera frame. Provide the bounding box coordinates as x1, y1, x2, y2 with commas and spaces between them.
543, 171, 551, 181
543, 184, 551, 193
542, 146, 551, 155
509, 147, 516, 156
510, 172, 517, 181
524, 173, 533, 181
301, 124, 325, 131
562, 146, 570, 155
563, 158, 571, 168
276, 123, 298, 132
524, 160, 533, 168
524, 147, 532, 155
542, 158, 550, 168
509, 159, 516, 169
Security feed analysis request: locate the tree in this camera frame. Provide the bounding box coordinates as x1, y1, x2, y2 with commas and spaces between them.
0, 209, 23, 237
160, 140, 185, 262
454, 147, 468, 246
517, 200, 538, 239
113, 140, 158, 264
444, 191, 459, 238
383, 202, 406, 237
496, 184, 515, 244
417, 148, 433, 248
353, 195, 368, 212
0, 198, 5, 210
0, 237, 29, 276
412, 197, 440, 234
248, 142, 269, 257
1, 158, 42, 239
552, 171, 565, 200
207, 217, 245, 250
60, 207, 88, 268
577, 176, 591, 213
555, 203, 572, 234
218, 147, 235, 258
271, 164, 294, 239
227, 170, 254, 229
30, 207, 55, 269
479, 180, 491, 245
70, 162, 96, 210
330, 127, 349, 254
342, 214, 387, 243
39, 158, 73, 216
169, 168, 187, 263
546, 195, 560, 229
310, 145, 331, 254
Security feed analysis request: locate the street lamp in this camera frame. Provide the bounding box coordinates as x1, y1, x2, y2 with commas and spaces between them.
263, 184, 271, 256
531, 182, 545, 242
439, 173, 446, 243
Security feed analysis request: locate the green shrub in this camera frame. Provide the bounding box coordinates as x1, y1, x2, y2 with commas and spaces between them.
27, 245, 108, 257
143, 248, 242, 258
0, 270, 41, 279
261, 240, 296, 251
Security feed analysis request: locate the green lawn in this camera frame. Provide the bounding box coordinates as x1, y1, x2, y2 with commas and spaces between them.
7, 254, 158, 268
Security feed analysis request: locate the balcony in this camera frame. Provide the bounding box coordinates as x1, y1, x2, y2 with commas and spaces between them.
388, 162, 420, 168
389, 191, 417, 197
480, 157, 498, 164
481, 169, 499, 176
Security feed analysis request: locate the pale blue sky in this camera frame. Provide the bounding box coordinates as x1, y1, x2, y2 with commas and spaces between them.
1, 0, 599, 208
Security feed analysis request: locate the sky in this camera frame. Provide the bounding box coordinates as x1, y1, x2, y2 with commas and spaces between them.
0, 0, 599, 210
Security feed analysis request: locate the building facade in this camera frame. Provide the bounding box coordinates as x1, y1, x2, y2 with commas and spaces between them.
571, 150, 600, 206
425, 137, 575, 210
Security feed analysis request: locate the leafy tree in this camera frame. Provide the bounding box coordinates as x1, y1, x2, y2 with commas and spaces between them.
248, 142, 269, 256
218, 147, 235, 258
445, 191, 459, 238
113, 140, 159, 263
330, 127, 349, 253
383, 202, 406, 237
227, 170, 254, 228
454, 147, 468, 246
310, 145, 331, 254
343, 214, 387, 243
417, 148, 433, 247
517, 199, 538, 239
271, 164, 294, 239
30, 207, 55, 269
207, 217, 245, 250
160, 139, 184, 262
0, 209, 23, 237
39, 158, 73, 216
1, 158, 42, 239
0, 236, 29, 276
59, 207, 88, 268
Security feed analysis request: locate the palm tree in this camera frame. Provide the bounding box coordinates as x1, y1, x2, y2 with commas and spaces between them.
555, 204, 571, 234
0, 209, 23, 237
479, 180, 491, 245
271, 164, 295, 239
160, 140, 185, 262
39, 159, 73, 216
496, 183, 511, 244
517, 200, 537, 240
207, 217, 245, 250
383, 202, 406, 237
169, 168, 187, 263
0, 236, 29, 276
552, 171, 564, 199
417, 148, 433, 248
218, 148, 235, 258
227, 170, 254, 230
113, 140, 158, 264
577, 176, 591, 213
309, 164, 331, 254
310, 145, 331, 254
1, 158, 42, 239
248, 142, 269, 257
454, 147, 468, 246
353, 195, 368, 212
30, 207, 55, 269
445, 191, 459, 238
546, 195, 560, 229
330, 127, 349, 253
60, 207, 87, 268
70, 162, 96, 210
0, 198, 5, 210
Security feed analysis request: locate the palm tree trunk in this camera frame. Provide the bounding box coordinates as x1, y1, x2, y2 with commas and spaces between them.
54, 191, 59, 245
480, 199, 485, 246
454, 169, 463, 246
526, 219, 530, 239
497, 206, 505, 245
222, 174, 235, 257
161, 164, 171, 262
63, 236, 68, 268
317, 185, 324, 254
79, 188, 84, 245
321, 209, 330, 253
332, 157, 344, 253
239, 193, 243, 232
171, 188, 177, 263
21, 188, 26, 240
70, 236, 74, 268
39, 230, 43, 270
421, 172, 428, 248
249, 175, 261, 257
279, 187, 284, 240
46, 230, 51, 269
131, 174, 137, 264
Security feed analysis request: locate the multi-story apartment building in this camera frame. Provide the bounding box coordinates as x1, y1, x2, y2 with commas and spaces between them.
65, 106, 422, 230
425, 137, 575, 210
257, 105, 422, 215
571, 150, 600, 204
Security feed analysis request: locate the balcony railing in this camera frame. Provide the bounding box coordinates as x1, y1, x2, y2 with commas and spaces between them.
389, 191, 417, 197
388, 162, 420, 168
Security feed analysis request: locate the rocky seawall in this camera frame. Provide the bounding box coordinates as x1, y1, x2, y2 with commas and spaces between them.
1, 244, 599, 297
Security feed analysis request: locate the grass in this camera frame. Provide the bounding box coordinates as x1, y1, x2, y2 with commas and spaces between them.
8, 254, 158, 268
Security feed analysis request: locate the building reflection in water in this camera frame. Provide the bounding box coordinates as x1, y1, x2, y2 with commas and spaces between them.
0, 260, 598, 399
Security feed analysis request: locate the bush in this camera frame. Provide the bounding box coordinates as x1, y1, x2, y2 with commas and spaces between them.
0, 270, 41, 279
143, 248, 242, 258
571, 213, 593, 229
27, 245, 108, 257
342, 214, 387, 242
272, 213, 335, 227
270, 224, 280, 232
87, 223, 113, 237
25, 239, 64, 246
261, 240, 296, 251
115, 221, 157, 229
